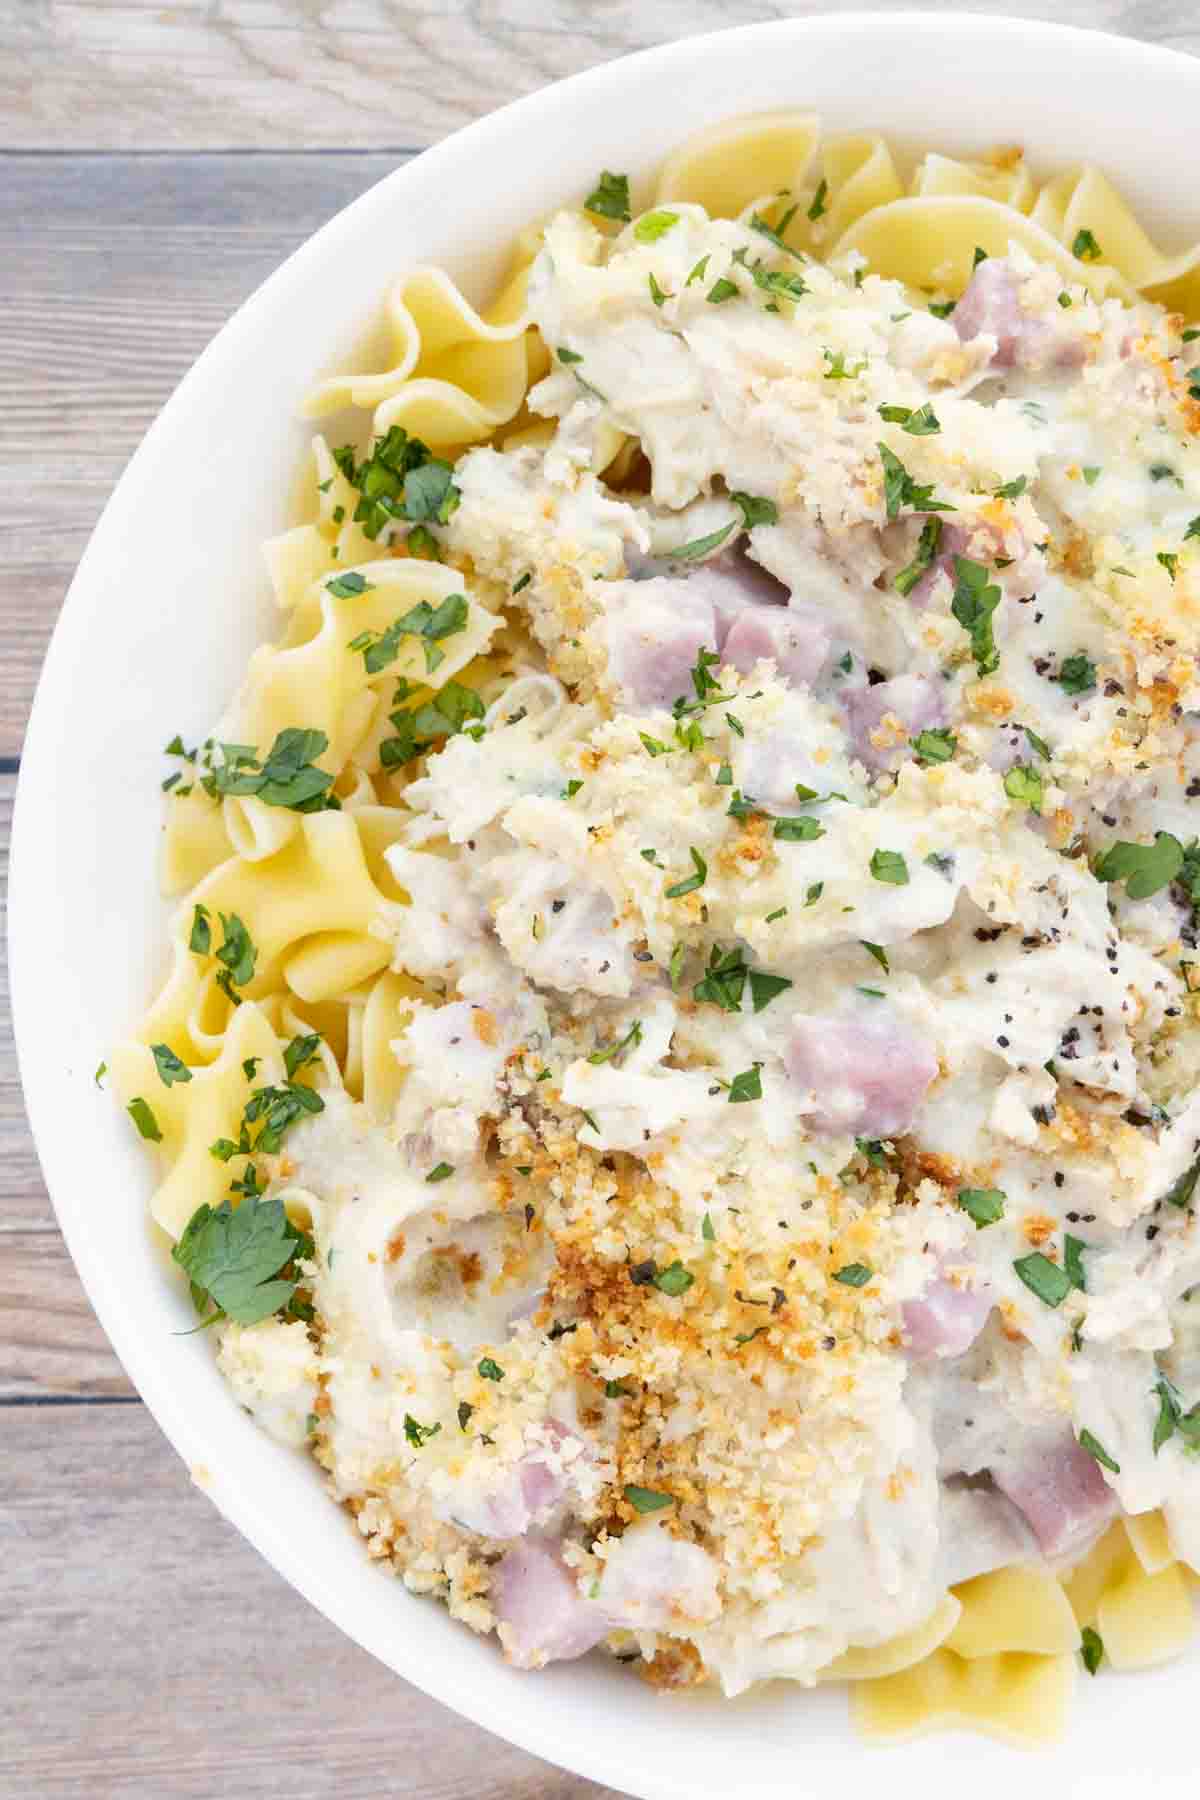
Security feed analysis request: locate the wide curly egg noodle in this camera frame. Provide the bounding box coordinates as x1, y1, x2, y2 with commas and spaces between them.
112, 113, 1200, 1743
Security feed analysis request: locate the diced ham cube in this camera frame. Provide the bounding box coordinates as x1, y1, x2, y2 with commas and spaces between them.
491, 1540, 610, 1668
903, 1274, 994, 1359
842, 673, 946, 772
784, 1008, 939, 1137
720, 603, 831, 688
953, 258, 1084, 372
595, 1521, 721, 1632
991, 1431, 1118, 1558
603, 577, 718, 709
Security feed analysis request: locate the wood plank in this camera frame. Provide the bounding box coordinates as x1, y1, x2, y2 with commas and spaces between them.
0, 774, 52, 1230
0, 1234, 134, 1398
0, 152, 405, 756
4, 0, 1197, 151
0, 1401, 621, 1800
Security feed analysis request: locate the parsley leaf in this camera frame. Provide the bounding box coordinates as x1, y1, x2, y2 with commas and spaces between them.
1013, 1252, 1072, 1307
1078, 1428, 1120, 1473
877, 401, 940, 435
861, 941, 889, 974
878, 443, 955, 520
773, 815, 824, 842
669, 522, 736, 561
727, 1064, 763, 1103
665, 847, 708, 899
894, 517, 943, 597
748, 969, 793, 1012
127, 1096, 162, 1142
353, 593, 469, 676
833, 1263, 873, 1287
404, 1414, 441, 1448
951, 556, 1002, 677
869, 848, 909, 885
214, 912, 257, 995
1095, 832, 1183, 900
333, 426, 459, 538
634, 209, 679, 243
1004, 763, 1043, 813
172, 1195, 311, 1326
584, 170, 631, 222
730, 492, 778, 530
624, 1484, 673, 1513
911, 727, 956, 764
204, 729, 335, 813
151, 1043, 192, 1088
958, 1187, 1006, 1228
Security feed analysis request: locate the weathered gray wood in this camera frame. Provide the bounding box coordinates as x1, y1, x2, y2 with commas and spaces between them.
1, 1234, 135, 1398
3, 0, 1198, 151
0, 774, 52, 1230
0, 1402, 624, 1800
0, 152, 406, 757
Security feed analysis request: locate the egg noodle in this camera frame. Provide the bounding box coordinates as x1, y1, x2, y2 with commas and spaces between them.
112, 113, 1200, 1742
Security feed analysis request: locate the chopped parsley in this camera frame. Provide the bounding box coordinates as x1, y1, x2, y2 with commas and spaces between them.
950, 556, 1001, 677
727, 1064, 763, 1104
624, 1484, 673, 1513
877, 401, 940, 435
833, 1263, 873, 1288
1003, 763, 1043, 813
333, 425, 459, 539
1078, 1428, 1120, 1474
911, 727, 956, 764
94, 1061, 107, 1088
824, 348, 867, 380
664, 847, 708, 899
994, 475, 1027, 500
648, 271, 672, 307
633, 208, 679, 243
350, 592, 468, 676
425, 1162, 454, 1183
877, 443, 955, 520
126, 1096, 162, 1142
670, 521, 735, 561
556, 345, 584, 364
707, 276, 739, 304
583, 170, 631, 222
379, 680, 485, 766
1080, 1627, 1104, 1675
686, 255, 710, 287
1095, 831, 1183, 900
172, 1194, 312, 1327
730, 491, 778, 530
512, 571, 532, 594
894, 516, 943, 597
869, 848, 909, 885
1157, 550, 1179, 583
1072, 228, 1102, 262
587, 1020, 643, 1065
1013, 1252, 1072, 1308
807, 180, 829, 221
213, 912, 257, 1002
1057, 652, 1096, 695
861, 941, 890, 974
773, 815, 824, 842
1024, 726, 1051, 761
702, 1213, 716, 1242
404, 1414, 442, 1448
151, 1043, 192, 1088
477, 1356, 504, 1381
1064, 1234, 1088, 1292
957, 1187, 1006, 1228
653, 1261, 694, 1297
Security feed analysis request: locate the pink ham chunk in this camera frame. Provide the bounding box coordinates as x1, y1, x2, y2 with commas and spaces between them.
784, 1008, 939, 1137
442, 1419, 576, 1540
953, 258, 1083, 372
720, 603, 831, 688
491, 1540, 610, 1668
903, 1274, 994, 1359
991, 1431, 1118, 1558
605, 577, 717, 709
842, 673, 946, 772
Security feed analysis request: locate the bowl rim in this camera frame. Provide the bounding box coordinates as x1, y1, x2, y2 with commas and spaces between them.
13, 13, 1200, 1794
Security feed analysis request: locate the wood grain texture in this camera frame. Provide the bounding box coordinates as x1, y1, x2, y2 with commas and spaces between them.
3, 0, 1198, 151
0, 151, 404, 758
0, 1404, 626, 1800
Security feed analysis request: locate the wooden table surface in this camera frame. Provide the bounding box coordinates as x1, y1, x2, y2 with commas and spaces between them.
3, 4, 1199, 1795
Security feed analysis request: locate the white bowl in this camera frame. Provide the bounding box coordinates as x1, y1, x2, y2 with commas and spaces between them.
13, 14, 1200, 1795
